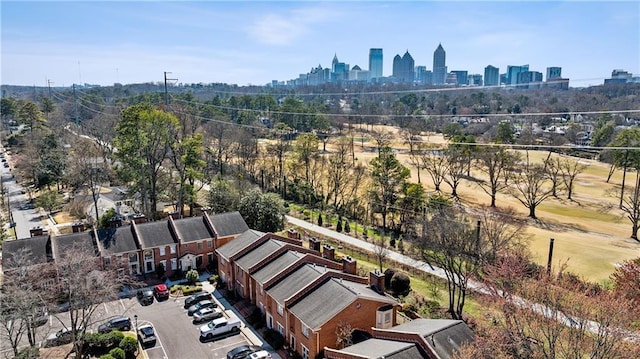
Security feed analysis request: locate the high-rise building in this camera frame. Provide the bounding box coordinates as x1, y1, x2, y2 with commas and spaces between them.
331, 54, 349, 82
506, 64, 529, 86
451, 70, 468, 86
484, 65, 499, 86
369, 48, 383, 81
469, 74, 483, 86
517, 71, 543, 89
392, 51, 415, 83
433, 43, 447, 85
546, 67, 562, 81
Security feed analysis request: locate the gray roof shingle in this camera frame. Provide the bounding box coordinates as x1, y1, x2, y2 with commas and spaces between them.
251, 251, 304, 284
234, 239, 286, 271
173, 216, 214, 243
216, 229, 264, 259
96, 226, 139, 254
52, 232, 97, 259
267, 263, 331, 303
388, 319, 475, 359
288, 278, 358, 330
209, 211, 249, 237
1, 235, 51, 269
135, 220, 177, 248
336, 338, 423, 359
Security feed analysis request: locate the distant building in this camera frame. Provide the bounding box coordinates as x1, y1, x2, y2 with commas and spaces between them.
331, 54, 349, 82
432, 43, 447, 85
500, 73, 507, 85
392, 51, 415, 83
468, 74, 483, 86
368, 48, 383, 81
451, 70, 468, 86
445, 72, 458, 85
507, 64, 529, 86
604, 69, 639, 84
546, 67, 562, 81
517, 71, 543, 89
484, 65, 500, 86
348, 65, 369, 82
416, 66, 432, 84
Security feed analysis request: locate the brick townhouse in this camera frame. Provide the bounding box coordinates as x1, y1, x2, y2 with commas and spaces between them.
2, 211, 248, 280
215, 231, 400, 359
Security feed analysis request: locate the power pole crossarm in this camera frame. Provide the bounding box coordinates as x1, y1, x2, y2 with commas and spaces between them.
164, 71, 178, 106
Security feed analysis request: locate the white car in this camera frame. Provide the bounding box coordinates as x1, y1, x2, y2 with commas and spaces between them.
137, 324, 157, 346
249, 350, 272, 359
199, 317, 241, 339
193, 307, 223, 323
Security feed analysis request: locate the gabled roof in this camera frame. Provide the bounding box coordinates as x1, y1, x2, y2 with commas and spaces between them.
96, 226, 139, 255
216, 229, 264, 259
2, 235, 52, 269
234, 239, 286, 271
251, 250, 304, 285
173, 216, 214, 243
332, 338, 422, 359
267, 263, 333, 303
288, 278, 358, 330
135, 220, 177, 248
381, 319, 475, 359
209, 211, 249, 238
52, 232, 97, 259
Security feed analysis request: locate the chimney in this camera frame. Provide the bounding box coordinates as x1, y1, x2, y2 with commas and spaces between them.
132, 214, 147, 224
168, 211, 180, 220
72, 222, 85, 233
287, 228, 298, 239
342, 256, 357, 275
369, 269, 385, 293
309, 237, 321, 252
30, 226, 44, 237
109, 218, 122, 228
322, 244, 335, 261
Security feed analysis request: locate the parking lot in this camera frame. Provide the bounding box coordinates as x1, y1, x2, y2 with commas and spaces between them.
37, 291, 260, 359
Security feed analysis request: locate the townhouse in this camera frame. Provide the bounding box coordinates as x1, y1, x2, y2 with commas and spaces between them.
2, 211, 248, 280
215, 231, 400, 359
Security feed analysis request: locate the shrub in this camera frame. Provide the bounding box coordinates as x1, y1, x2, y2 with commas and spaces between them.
336, 218, 343, 232
186, 269, 199, 284
208, 275, 219, 285
183, 285, 203, 295
155, 262, 166, 279
383, 268, 395, 289
390, 272, 411, 296
317, 213, 323, 226
99, 355, 115, 359
247, 307, 265, 329
344, 221, 350, 233
109, 347, 125, 359
263, 328, 285, 350
119, 336, 137, 356
16, 347, 39, 359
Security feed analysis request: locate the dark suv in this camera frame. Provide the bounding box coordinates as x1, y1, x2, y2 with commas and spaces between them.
137, 289, 154, 305
98, 316, 132, 333
184, 292, 213, 309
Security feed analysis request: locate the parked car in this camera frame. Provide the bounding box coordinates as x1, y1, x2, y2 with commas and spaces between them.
188, 300, 217, 316
249, 351, 272, 359
29, 306, 49, 327
154, 284, 170, 300
137, 324, 157, 346
184, 292, 213, 309
43, 326, 83, 347
137, 289, 154, 305
227, 345, 264, 359
193, 307, 223, 323
199, 317, 241, 339
98, 316, 132, 333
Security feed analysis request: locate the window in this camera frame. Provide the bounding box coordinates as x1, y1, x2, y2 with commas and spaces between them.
266, 314, 273, 329
145, 261, 153, 273
159, 247, 165, 256
170, 245, 176, 254
207, 240, 212, 248
160, 260, 167, 272
116, 254, 123, 265
144, 250, 153, 261
207, 253, 214, 265
220, 257, 226, 266
385, 312, 391, 323
128, 253, 138, 263
277, 322, 284, 335
301, 324, 309, 338
290, 335, 296, 352
170, 258, 178, 270
197, 242, 203, 250
301, 344, 309, 359
103, 257, 111, 267
277, 304, 284, 316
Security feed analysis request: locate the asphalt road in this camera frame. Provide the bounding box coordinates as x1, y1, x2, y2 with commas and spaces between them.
1, 156, 44, 240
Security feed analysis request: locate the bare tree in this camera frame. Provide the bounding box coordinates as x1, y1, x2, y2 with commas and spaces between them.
443, 147, 467, 198
510, 152, 554, 219
544, 155, 564, 198
372, 237, 390, 272
475, 147, 520, 207
420, 149, 447, 192
335, 321, 354, 349
621, 171, 640, 241
558, 158, 587, 200
478, 207, 528, 264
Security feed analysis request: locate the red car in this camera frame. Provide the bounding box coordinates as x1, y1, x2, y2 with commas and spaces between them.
153, 284, 169, 300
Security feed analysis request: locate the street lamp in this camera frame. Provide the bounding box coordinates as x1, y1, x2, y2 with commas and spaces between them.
134, 315, 138, 337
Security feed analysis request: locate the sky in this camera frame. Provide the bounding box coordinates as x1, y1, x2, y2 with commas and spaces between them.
1, 1, 639, 88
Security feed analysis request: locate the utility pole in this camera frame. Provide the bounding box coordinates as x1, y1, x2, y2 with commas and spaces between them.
164, 71, 178, 106
546, 238, 555, 275
73, 84, 79, 126
47, 79, 54, 99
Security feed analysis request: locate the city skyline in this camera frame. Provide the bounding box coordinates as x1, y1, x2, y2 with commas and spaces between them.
1, 1, 638, 88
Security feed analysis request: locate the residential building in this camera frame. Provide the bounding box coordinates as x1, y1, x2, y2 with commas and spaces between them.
368, 48, 383, 81
432, 44, 447, 85
325, 319, 475, 359
484, 65, 499, 86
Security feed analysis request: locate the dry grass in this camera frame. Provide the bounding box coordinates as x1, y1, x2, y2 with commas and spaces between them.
322, 126, 639, 283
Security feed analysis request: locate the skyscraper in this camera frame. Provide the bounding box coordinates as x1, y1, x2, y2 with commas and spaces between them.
506, 64, 529, 86
369, 48, 383, 81
392, 51, 415, 83
546, 67, 562, 81
433, 43, 447, 85
484, 65, 499, 86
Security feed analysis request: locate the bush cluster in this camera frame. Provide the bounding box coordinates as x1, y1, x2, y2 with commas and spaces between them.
84, 331, 136, 358
263, 328, 284, 350
170, 285, 203, 295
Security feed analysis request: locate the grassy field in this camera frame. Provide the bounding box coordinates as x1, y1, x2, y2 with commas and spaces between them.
323, 127, 640, 283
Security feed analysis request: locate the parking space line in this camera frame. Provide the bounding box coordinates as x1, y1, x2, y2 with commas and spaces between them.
119, 299, 126, 312
140, 319, 169, 359
103, 302, 110, 314
212, 338, 246, 351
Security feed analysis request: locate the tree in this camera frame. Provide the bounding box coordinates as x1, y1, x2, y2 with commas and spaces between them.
389, 272, 411, 296
510, 152, 554, 219
609, 128, 640, 208
494, 122, 514, 144
373, 237, 389, 272
475, 147, 519, 207
207, 177, 240, 214
418, 209, 478, 320
442, 146, 467, 198
171, 133, 206, 217
620, 171, 640, 240
369, 146, 410, 232
335, 321, 354, 349
114, 104, 179, 219
611, 257, 640, 314
420, 149, 448, 192
66, 138, 110, 223
1, 97, 18, 124
98, 208, 118, 229
18, 101, 46, 132
478, 207, 527, 264
238, 189, 286, 232
292, 133, 320, 182
35, 189, 62, 215
39, 97, 56, 120
186, 269, 199, 284
558, 158, 587, 200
